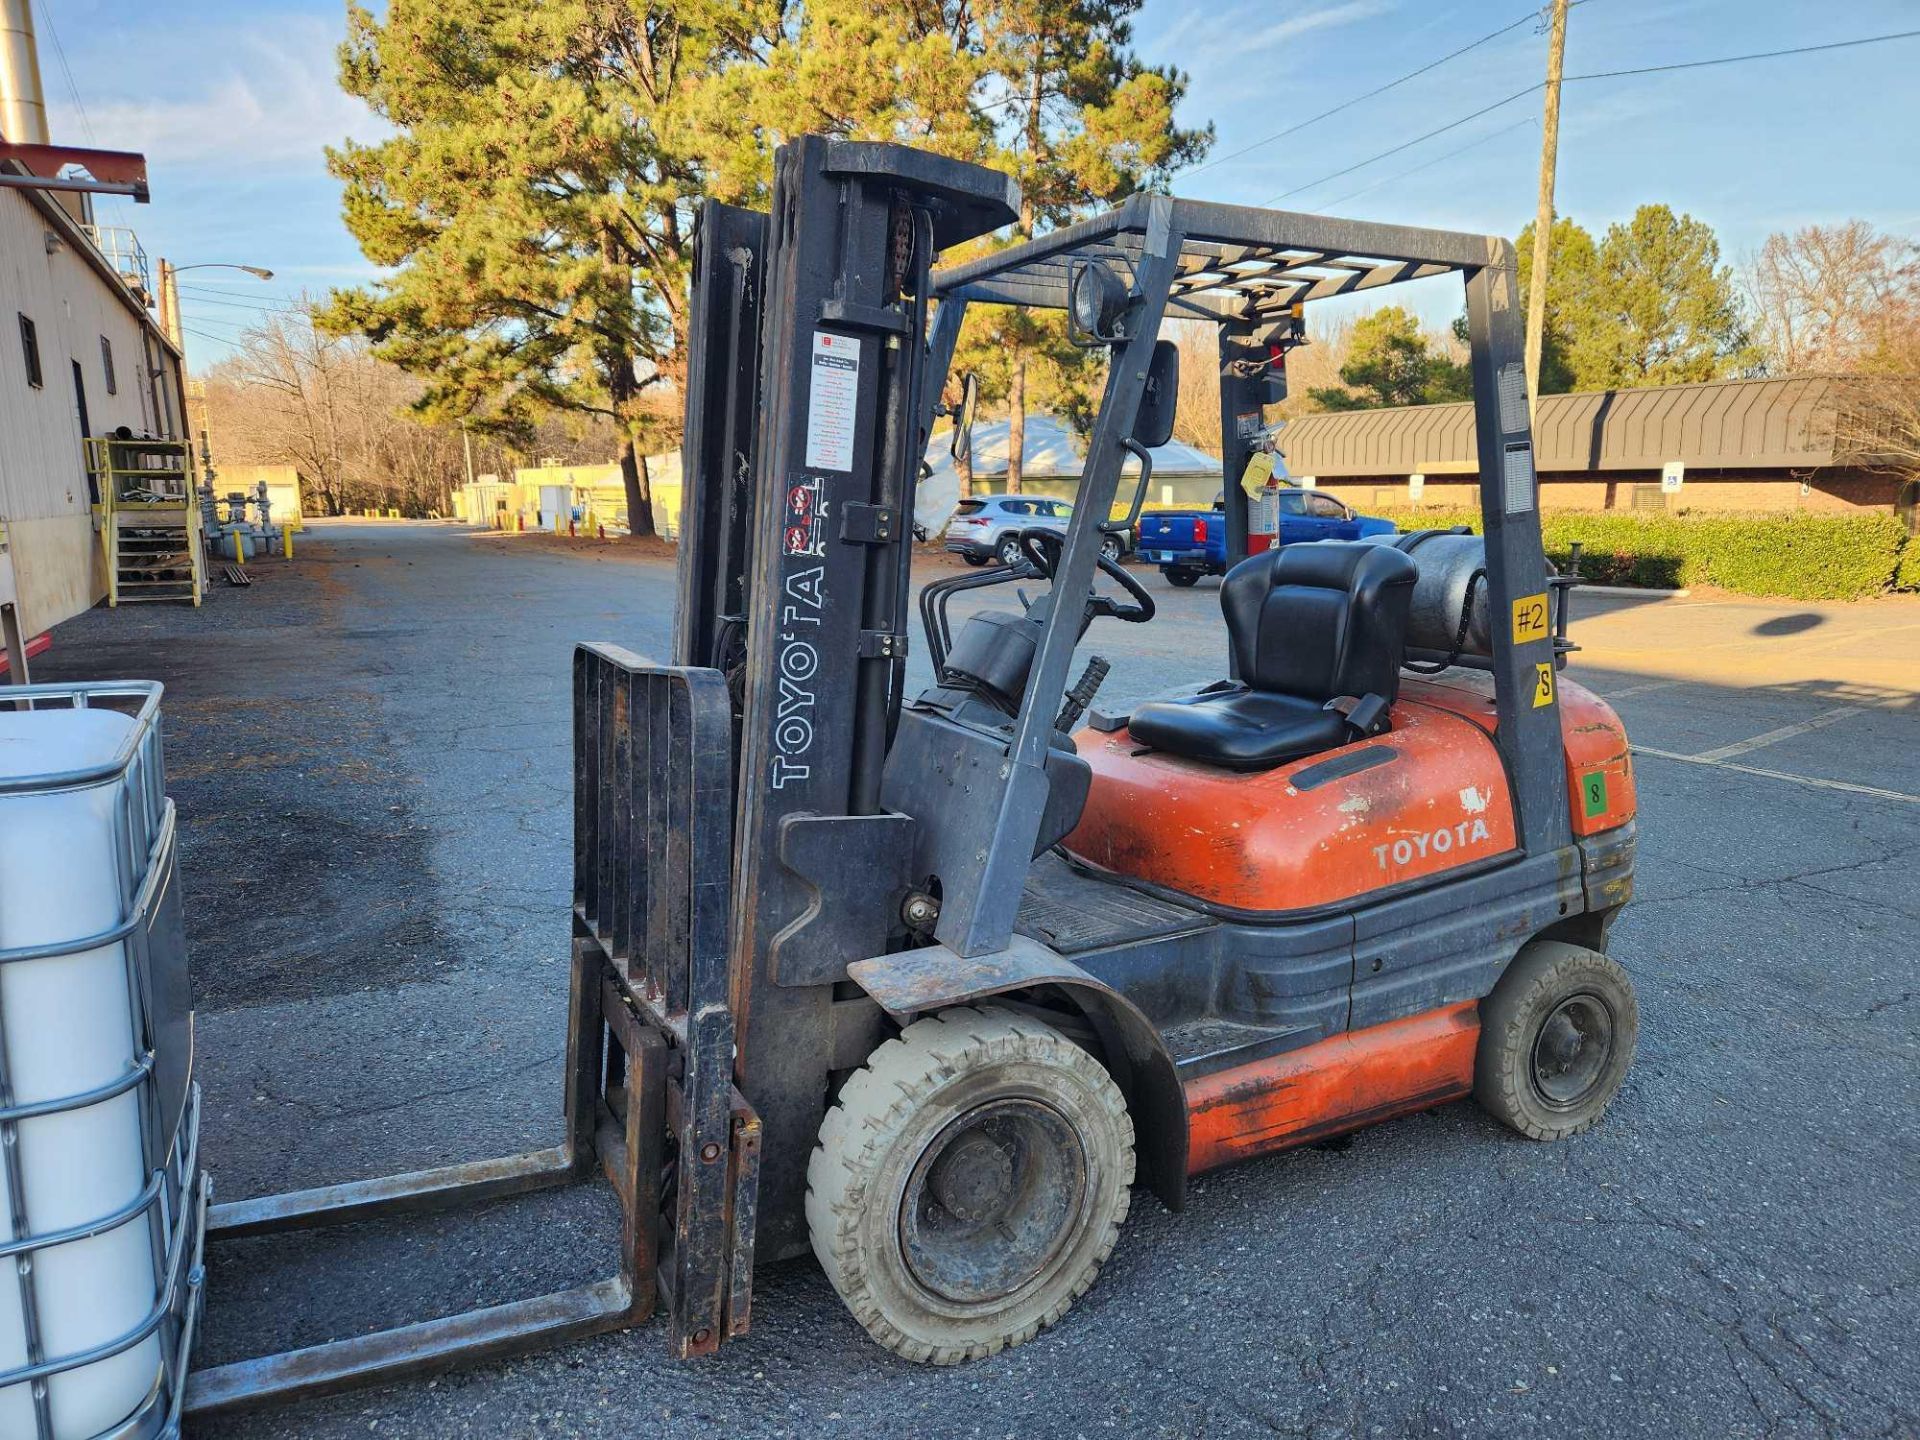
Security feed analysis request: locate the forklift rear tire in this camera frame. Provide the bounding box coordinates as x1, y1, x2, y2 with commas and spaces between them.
1475, 941, 1638, 1141
807, 1006, 1135, 1364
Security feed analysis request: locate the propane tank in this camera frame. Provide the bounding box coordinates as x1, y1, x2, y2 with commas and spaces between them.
1389, 530, 1492, 658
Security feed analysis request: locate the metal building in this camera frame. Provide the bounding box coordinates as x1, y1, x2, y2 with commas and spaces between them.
2, 0, 187, 651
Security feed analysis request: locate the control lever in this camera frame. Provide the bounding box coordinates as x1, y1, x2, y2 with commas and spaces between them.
1055, 656, 1111, 732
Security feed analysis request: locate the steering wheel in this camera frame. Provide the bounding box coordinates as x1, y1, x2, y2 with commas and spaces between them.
1016, 528, 1155, 625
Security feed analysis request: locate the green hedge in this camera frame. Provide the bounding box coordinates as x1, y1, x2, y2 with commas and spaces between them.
1370, 507, 1916, 602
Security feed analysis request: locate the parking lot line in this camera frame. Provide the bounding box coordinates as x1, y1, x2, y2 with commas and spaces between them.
1632, 744, 1920, 804
1690, 705, 1864, 762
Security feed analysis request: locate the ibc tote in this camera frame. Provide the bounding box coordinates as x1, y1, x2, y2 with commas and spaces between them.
0, 683, 203, 1440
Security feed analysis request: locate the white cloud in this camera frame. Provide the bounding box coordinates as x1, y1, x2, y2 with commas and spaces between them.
1152, 0, 1389, 66
44, 17, 386, 172
1244, 0, 1393, 53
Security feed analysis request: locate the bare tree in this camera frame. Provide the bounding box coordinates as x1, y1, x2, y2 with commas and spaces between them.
1832, 317, 1920, 484
196, 303, 497, 516
1747, 221, 1920, 374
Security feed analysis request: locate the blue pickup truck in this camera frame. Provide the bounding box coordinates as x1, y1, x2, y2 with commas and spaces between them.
1136, 489, 1397, 586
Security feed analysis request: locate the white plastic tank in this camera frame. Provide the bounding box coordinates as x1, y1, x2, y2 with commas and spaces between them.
0, 708, 164, 1439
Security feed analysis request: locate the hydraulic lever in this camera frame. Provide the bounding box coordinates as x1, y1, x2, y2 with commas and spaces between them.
1056, 655, 1111, 732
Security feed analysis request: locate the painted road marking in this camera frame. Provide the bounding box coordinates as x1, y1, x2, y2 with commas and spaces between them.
1691, 705, 1863, 762
1632, 745, 1920, 805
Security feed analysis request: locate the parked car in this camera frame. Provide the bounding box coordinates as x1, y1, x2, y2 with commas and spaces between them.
943, 494, 1130, 566
1136, 489, 1396, 585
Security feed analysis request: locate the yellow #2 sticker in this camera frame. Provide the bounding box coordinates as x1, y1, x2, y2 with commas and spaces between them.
1512, 592, 1551, 646
1533, 661, 1556, 708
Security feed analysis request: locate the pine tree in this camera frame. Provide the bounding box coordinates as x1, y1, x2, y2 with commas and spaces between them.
958, 0, 1210, 486
1519, 206, 1757, 393
1305, 307, 1468, 412
321, 1, 993, 536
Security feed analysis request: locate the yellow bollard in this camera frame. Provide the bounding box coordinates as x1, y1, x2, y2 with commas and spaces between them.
283, 527, 294, 559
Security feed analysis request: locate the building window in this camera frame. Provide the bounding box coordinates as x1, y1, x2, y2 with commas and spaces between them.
100, 335, 117, 395
18, 313, 42, 389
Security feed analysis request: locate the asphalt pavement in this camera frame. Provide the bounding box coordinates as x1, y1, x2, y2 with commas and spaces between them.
28, 520, 1919, 1439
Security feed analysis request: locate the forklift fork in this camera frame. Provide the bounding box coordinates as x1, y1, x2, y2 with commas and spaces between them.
184, 645, 756, 1416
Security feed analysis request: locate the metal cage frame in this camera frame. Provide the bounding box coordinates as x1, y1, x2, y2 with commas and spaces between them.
0, 682, 204, 1440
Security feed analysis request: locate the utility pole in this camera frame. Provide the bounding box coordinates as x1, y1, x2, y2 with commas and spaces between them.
1524, 0, 1569, 407
156, 258, 184, 348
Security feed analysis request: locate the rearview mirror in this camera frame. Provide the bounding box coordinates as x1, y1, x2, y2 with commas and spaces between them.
950, 372, 978, 461
1132, 340, 1179, 450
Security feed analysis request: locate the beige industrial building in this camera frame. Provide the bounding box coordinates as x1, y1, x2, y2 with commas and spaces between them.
2, 1, 188, 644
1281, 376, 1905, 515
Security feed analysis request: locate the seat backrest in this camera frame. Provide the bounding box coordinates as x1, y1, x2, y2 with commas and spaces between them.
1219, 542, 1418, 703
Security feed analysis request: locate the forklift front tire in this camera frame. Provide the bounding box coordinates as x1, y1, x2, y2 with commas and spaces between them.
807, 1006, 1135, 1364
1475, 941, 1638, 1142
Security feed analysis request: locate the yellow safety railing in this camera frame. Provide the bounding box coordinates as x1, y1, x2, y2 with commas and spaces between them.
86, 437, 205, 607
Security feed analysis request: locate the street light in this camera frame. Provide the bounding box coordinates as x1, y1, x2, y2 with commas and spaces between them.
156, 259, 275, 347
171, 263, 274, 280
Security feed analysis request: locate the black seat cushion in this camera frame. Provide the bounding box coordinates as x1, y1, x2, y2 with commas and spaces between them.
1129, 542, 1417, 771
1128, 687, 1351, 771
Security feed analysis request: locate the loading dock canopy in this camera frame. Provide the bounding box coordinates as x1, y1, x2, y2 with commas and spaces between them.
930, 194, 1500, 322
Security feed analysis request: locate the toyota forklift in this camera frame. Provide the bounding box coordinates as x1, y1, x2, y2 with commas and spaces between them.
183, 137, 1637, 1416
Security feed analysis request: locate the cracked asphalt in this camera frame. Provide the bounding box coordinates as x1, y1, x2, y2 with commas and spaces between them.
28, 519, 1919, 1439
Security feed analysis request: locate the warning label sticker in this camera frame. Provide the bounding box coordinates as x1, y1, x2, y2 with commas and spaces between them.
805, 331, 860, 472
1581, 770, 1609, 818
1533, 660, 1556, 709
1512, 592, 1551, 645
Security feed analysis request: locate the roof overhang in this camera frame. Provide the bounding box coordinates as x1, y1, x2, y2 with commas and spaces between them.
932, 193, 1504, 325
0, 143, 150, 202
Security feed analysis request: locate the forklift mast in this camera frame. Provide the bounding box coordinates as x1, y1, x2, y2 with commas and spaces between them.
675, 139, 1019, 1260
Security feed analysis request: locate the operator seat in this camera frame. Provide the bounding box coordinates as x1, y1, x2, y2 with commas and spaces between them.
1128, 542, 1418, 771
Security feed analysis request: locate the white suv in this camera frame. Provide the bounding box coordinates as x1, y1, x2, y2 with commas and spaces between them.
942, 495, 1126, 566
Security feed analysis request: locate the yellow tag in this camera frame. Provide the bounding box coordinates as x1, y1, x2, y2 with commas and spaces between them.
1511, 592, 1551, 645
1240, 451, 1274, 495
1533, 661, 1556, 708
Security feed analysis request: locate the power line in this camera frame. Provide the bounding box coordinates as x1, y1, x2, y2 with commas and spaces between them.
1317, 115, 1537, 212
179, 325, 231, 347
173, 313, 256, 332
1258, 26, 1920, 209
1564, 27, 1920, 80
1260, 84, 1542, 206
178, 281, 294, 294
1181, 5, 1543, 179
178, 292, 309, 316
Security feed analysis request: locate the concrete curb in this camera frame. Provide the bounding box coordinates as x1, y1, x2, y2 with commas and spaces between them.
1575, 584, 1690, 598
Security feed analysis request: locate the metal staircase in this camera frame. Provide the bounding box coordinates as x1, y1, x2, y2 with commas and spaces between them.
89, 437, 205, 606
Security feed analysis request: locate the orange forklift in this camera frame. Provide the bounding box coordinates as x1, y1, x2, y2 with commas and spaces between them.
186, 138, 1638, 1415
664, 137, 1639, 1362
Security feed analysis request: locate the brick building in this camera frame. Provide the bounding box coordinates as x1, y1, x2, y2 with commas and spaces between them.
1279, 376, 1906, 515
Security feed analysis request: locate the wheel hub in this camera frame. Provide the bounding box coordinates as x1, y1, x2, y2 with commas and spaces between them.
1529, 993, 1614, 1109
899, 1098, 1088, 1305
927, 1130, 1014, 1222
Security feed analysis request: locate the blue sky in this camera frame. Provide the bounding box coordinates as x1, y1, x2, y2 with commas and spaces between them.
34, 0, 1920, 361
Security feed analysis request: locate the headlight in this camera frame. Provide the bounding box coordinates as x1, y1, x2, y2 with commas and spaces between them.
1070, 261, 1130, 341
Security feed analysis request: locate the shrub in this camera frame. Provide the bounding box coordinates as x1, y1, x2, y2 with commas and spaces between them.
1367, 506, 1908, 601
1896, 534, 1920, 592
